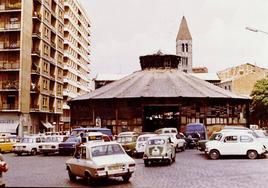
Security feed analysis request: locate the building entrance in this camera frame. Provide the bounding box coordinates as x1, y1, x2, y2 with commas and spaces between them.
143, 105, 180, 132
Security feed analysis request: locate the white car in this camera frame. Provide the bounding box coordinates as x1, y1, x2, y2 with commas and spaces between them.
205, 132, 267, 160
13, 135, 45, 156
143, 135, 176, 166
66, 142, 135, 184
160, 133, 186, 152
134, 133, 157, 158
38, 136, 66, 155
154, 127, 178, 134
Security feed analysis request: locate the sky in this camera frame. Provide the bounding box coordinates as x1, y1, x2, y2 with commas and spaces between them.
79, 0, 268, 77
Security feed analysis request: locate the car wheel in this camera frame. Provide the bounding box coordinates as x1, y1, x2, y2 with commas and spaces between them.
68, 169, 76, 182
172, 154, 176, 162
167, 156, 172, 165
181, 144, 186, 151
144, 160, 149, 167
122, 174, 132, 182
17, 153, 22, 156
247, 150, 258, 159
209, 150, 220, 160
43, 152, 48, 156
31, 149, 37, 156
175, 145, 179, 153
85, 171, 95, 185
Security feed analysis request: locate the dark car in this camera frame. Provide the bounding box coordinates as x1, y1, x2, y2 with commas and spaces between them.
177, 133, 197, 149
58, 136, 80, 155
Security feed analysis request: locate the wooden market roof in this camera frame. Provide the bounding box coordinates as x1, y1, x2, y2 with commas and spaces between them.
71, 69, 249, 101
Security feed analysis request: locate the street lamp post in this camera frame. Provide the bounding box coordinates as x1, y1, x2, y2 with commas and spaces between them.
246, 26, 268, 35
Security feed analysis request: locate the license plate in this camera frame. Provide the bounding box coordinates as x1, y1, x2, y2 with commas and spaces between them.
108, 165, 122, 171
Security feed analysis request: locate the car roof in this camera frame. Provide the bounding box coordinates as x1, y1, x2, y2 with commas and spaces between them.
138, 133, 157, 138
148, 135, 169, 140
222, 126, 249, 130
220, 131, 254, 136
84, 132, 103, 136
82, 141, 119, 148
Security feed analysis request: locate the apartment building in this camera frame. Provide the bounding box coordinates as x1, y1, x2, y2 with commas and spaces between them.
0, 0, 90, 136
62, 0, 91, 130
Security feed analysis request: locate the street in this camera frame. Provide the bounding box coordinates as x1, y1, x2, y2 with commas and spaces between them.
3, 150, 268, 188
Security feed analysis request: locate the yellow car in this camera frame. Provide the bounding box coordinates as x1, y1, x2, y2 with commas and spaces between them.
0, 138, 15, 153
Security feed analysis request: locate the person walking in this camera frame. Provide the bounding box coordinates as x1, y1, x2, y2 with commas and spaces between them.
0, 154, 8, 187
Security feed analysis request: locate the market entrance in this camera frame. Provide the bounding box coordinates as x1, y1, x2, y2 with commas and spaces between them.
143, 105, 180, 132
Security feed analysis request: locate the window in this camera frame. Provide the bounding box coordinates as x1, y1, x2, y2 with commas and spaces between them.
43, 79, 48, 90
224, 136, 238, 143
44, 9, 50, 21
81, 147, 87, 159
182, 43, 185, 52
44, 27, 49, 39
44, 44, 49, 56
240, 135, 253, 142
43, 61, 49, 73
42, 96, 48, 108
185, 44, 188, 52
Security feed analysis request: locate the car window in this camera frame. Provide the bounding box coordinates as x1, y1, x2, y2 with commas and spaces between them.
148, 139, 165, 145
164, 130, 169, 133
21, 138, 33, 143
0, 138, 5, 143
240, 135, 253, 142
171, 130, 177, 133
210, 133, 222, 141
91, 144, 125, 157
117, 136, 133, 143
224, 136, 238, 143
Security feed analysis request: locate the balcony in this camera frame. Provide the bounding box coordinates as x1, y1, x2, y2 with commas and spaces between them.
0, 80, 19, 90
30, 83, 40, 93
0, 2, 21, 12
30, 105, 40, 112
0, 62, 20, 71
1, 103, 19, 111
32, 31, 41, 39
0, 23, 21, 31
32, 11, 41, 21
31, 49, 41, 57
0, 42, 20, 51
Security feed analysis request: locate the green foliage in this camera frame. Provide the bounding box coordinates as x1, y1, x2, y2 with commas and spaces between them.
250, 76, 268, 122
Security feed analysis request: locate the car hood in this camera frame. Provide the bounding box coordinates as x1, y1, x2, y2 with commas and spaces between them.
205, 140, 219, 146
92, 154, 135, 166
256, 138, 268, 144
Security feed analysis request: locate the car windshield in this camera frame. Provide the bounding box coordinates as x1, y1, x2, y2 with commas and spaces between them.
91, 144, 125, 157
21, 138, 34, 143
138, 136, 150, 142
209, 133, 222, 141
65, 137, 79, 143
44, 137, 60, 142
117, 136, 133, 143
148, 139, 165, 145
254, 130, 268, 138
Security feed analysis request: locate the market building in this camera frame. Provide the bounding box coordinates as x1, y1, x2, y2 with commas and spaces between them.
69, 52, 251, 136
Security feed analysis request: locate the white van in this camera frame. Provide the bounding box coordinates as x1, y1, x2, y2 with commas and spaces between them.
154, 128, 178, 134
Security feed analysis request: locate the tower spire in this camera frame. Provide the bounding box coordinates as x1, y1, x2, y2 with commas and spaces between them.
176, 16, 192, 41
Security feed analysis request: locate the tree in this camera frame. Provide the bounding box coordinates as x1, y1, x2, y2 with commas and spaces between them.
250, 76, 268, 126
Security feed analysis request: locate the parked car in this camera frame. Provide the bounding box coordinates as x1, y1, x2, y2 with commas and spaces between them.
81, 132, 111, 143
178, 132, 197, 149
39, 136, 66, 155
197, 132, 222, 152
116, 132, 139, 156
160, 133, 186, 152
154, 127, 178, 134
134, 133, 157, 158
59, 136, 81, 155
0, 137, 16, 153
66, 142, 136, 184
13, 135, 45, 156
143, 135, 176, 166
205, 132, 267, 160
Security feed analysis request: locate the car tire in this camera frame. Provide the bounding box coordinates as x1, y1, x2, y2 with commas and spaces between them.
144, 160, 150, 167
17, 153, 22, 156
175, 145, 179, 153
85, 172, 95, 185
209, 149, 220, 160
247, 150, 258, 159
31, 148, 37, 156
167, 157, 172, 165
68, 169, 76, 182
181, 144, 186, 151
172, 154, 176, 162
122, 174, 132, 182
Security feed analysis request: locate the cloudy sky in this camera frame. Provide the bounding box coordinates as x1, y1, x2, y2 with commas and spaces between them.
80, 0, 268, 77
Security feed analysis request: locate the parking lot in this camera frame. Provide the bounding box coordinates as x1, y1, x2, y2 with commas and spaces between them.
3, 150, 268, 188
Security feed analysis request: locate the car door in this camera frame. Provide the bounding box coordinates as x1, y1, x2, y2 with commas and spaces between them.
239, 135, 254, 155
219, 135, 240, 155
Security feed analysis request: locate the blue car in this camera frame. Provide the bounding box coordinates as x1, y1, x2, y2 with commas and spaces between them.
59, 136, 80, 155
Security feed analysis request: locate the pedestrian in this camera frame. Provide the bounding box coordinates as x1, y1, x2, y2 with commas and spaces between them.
0, 154, 8, 187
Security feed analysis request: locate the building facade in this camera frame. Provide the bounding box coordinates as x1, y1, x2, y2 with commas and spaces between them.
0, 0, 91, 136
217, 63, 268, 97
62, 0, 91, 131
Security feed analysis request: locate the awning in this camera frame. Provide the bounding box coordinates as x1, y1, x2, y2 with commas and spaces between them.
0, 120, 19, 133
41, 121, 54, 129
